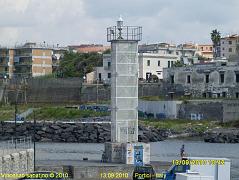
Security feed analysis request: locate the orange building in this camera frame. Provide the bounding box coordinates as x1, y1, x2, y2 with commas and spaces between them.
0, 43, 55, 78
69, 44, 110, 53
196, 44, 213, 60
13, 43, 53, 77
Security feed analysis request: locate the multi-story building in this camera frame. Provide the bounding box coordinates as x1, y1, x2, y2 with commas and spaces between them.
220, 34, 239, 59
196, 44, 213, 60
138, 53, 178, 80
90, 51, 178, 84
0, 48, 14, 78
96, 54, 111, 83
163, 61, 239, 98
87, 43, 199, 84
0, 42, 67, 78
139, 43, 198, 65
176, 43, 198, 64
13, 43, 52, 77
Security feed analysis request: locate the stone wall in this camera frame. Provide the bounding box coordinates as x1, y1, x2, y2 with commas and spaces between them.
223, 100, 239, 122
138, 99, 239, 122
178, 100, 224, 121
0, 149, 34, 179
0, 122, 166, 143
179, 100, 239, 122
4, 78, 163, 104
139, 100, 182, 119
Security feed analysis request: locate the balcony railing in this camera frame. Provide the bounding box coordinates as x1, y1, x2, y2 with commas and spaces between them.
14, 62, 32, 66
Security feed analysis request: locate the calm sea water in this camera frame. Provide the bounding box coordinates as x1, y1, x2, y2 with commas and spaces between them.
36, 140, 239, 179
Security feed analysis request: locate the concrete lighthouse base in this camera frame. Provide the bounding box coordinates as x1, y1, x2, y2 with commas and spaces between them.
103, 142, 150, 165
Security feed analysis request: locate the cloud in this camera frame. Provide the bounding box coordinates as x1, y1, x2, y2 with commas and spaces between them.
0, 0, 238, 46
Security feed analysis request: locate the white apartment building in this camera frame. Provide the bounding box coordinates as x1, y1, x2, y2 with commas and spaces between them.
138, 53, 178, 80
87, 43, 199, 84
220, 34, 239, 59
95, 54, 111, 83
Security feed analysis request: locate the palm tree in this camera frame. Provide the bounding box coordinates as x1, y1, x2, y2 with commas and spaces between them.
211, 29, 221, 58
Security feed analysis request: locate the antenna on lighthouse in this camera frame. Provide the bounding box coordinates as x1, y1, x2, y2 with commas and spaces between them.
117, 15, 124, 39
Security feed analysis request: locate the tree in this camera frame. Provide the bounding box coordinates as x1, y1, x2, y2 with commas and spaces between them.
151, 74, 159, 83
103, 49, 111, 54
211, 29, 221, 58
59, 51, 103, 77
173, 60, 184, 67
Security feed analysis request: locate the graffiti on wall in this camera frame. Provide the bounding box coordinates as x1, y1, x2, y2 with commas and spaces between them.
190, 113, 204, 120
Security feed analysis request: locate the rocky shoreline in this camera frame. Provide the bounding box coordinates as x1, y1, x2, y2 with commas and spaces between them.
0, 121, 168, 143
204, 128, 239, 143
1, 120, 238, 143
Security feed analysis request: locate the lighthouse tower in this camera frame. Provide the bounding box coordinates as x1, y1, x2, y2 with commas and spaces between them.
104, 17, 150, 165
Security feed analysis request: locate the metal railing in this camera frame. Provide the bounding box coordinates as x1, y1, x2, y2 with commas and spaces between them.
0, 136, 32, 157
107, 26, 142, 42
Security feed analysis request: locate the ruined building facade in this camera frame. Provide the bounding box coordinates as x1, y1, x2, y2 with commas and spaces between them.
163, 61, 239, 98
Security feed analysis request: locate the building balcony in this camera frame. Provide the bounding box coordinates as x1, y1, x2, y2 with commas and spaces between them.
14, 62, 32, 66
14, 53, 32, 57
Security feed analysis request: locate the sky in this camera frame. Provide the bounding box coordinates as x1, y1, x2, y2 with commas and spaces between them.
0, 0, 239, 47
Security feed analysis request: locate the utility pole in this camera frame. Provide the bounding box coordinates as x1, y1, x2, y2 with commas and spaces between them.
33, 109, 36, 171
14, 98, 17, 149
96, 78, 99, 104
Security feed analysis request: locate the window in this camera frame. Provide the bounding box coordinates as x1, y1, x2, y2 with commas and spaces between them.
229, 41, 232, 45
236, 93, 239, 98
108, 62, 111, 67
171, 75, 174, 84
229, 48, 232, 52
205, 74, 209, 83
98, 73, 101, 81
201, 47, 203, 51
217, 93, 220, 98
147, 60, 150, 66
222, 54, 225, 57
176, 52, 179, 55
146, 72, 152, 81
210, 47, 212, 51
158, 60, 160, 66
202, 93, 206, 98
236, 73, 239, 83
171, 61, 174, 67
168, 61, 170, 68
208, 92, 212, 98
220, 73, 224, 83
107, 73, 111, 78
187, 75, 191, 84
222, 92, 226, 98
222, 48, 225, 50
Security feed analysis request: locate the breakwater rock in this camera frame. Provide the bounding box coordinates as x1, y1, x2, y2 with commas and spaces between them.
204, 128, 239, 143
0, 121, 168, 143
